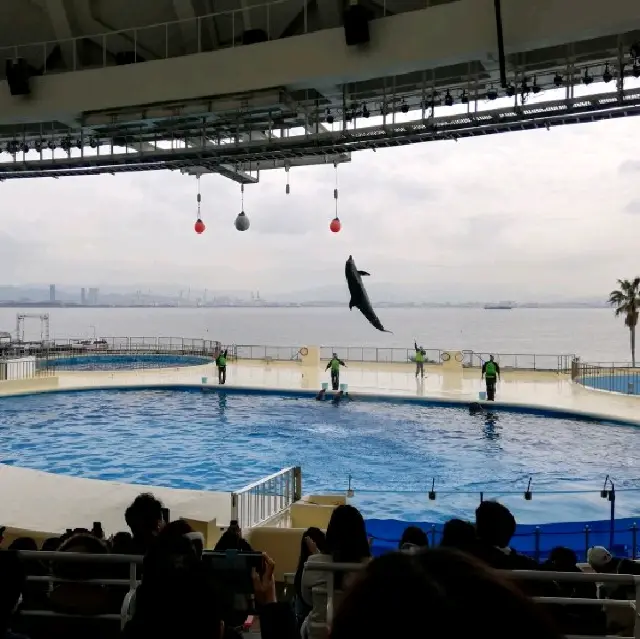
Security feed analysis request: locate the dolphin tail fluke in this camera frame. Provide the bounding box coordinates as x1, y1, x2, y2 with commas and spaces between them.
357, 270, 371, 276
383, 329, 394, 334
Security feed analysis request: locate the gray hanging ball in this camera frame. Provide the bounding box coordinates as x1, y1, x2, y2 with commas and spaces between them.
235, 211, 250, 231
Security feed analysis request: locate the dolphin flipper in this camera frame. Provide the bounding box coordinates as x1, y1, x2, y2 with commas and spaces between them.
358, 270, 371, 276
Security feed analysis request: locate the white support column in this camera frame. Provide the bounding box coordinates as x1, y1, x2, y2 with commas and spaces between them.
172, 0, 200, 51
29, 0, 76, 70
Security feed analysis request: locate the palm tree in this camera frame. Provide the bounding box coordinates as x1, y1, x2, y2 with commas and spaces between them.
608, 277, 640, 366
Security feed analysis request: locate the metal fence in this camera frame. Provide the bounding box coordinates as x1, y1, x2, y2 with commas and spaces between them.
231, 466, 302, 529
305, 561, 640, 639
574, 362, 640, 395
230, 345, 575, 372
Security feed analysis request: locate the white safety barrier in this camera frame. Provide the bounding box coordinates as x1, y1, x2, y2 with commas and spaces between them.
231, 466, 302, 529
304, 561, 640, 639
16, 550, 143, 629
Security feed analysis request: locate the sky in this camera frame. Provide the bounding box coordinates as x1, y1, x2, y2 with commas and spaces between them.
2, 82, 640, 302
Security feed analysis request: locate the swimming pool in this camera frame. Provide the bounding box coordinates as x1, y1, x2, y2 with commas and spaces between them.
580, 373, 640, 395
2, 387, 639, 524
45, 354, 212, 371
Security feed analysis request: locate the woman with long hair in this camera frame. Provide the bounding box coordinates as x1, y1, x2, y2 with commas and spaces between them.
293, 527, 326, 630
300, 505, 370, 636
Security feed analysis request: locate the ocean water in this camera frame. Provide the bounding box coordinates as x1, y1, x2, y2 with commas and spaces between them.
0, 306, 629, 363
1, 388, 638, 524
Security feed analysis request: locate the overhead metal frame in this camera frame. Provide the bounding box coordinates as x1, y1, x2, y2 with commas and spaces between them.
0, 88, 638, 180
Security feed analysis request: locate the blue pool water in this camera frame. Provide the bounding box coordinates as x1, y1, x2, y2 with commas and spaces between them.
1, 388, 639, 524
581, 374, 640, 395
46, 354, 212, 371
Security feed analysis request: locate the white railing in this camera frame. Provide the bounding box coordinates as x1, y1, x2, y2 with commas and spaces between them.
16, 550, 142, 629
0, 0, 436, 73
231, 466, 301, 529
305, 561, 640, 639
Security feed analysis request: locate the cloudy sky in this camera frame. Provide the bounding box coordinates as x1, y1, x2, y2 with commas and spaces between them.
2, 82, 640, 301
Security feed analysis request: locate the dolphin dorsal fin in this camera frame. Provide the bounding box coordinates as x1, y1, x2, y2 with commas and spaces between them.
358, 270, 371, 276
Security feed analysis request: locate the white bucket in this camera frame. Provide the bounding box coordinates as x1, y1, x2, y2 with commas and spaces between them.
201, 377, 208, 384
478, 391, 486, 401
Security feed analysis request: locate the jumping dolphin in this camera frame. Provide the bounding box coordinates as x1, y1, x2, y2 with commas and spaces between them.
345, 255, 392, 333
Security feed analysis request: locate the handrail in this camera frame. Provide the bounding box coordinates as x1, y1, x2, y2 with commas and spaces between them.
305, 560, 640, 639
0, 0, 292, 54
574, 361, 640, 394
231, 465, 301, 529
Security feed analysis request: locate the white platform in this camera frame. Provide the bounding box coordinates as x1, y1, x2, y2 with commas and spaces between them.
0, 464, 231, 536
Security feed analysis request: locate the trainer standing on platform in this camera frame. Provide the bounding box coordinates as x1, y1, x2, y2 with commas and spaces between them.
481, 355, 500, 401
216, 348, 228, 385
326, 353, 347, 391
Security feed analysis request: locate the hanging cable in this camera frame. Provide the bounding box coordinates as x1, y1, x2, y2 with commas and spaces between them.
194, 174, 205, 234
235, 182, 250, 231
330, 162, 341, 233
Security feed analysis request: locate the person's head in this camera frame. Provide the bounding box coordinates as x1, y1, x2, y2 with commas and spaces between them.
41, 537, 61, 552
132, 547, 225, 638
53, 532, 109, 581
125, 493, 164, 539
440, 518, 477, 551
587, 546, 614, 573
547, 546, 578, 571
213, 522, 244, 552
295, 527, 327, 594
399, 526, 429, 551
475, 500, 516, 548
326, 505, 370, 564
110, 531, 133, 554
489, 355, 495, 362
330, 548, 562, 639
332, 352, 338, 359
8, 537, 38, 552
0, 550, 25, 631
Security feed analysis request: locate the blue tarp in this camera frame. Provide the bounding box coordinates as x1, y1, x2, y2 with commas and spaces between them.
365, 517, 640, 561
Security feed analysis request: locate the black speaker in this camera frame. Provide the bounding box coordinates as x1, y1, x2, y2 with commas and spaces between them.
343, 5, 371, 46
242, 29, 268, 45
5, 58, 31, 96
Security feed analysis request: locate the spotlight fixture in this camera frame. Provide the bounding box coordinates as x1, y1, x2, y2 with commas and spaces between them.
47, 140, 56, 150
634, 63, 640, 78
460, 90, 468, 104
553, 72, 563, 88
506, 84, 515, 97
582, 68, 593, 85
631, 43, 640, 60
89, 137, 100, 148
325, 109, 334, 125
20, 142, 29, 154
444, 90, 453, 107
345, 109, 352, 122
531, 76, 541, 94
400, 101, 409, 114
362, 103, 370, 118
486, 87, 498, 100
75, 140, 83, 150
602, 63, 612, 83
60, 137, 72, 151
34, 140, 42, 153
520, 78, 530, 96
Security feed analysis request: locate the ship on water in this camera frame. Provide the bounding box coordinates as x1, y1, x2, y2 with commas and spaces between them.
484, 301, 516, 310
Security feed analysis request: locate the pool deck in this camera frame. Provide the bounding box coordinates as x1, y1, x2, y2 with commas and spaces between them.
1, 359, 639, 540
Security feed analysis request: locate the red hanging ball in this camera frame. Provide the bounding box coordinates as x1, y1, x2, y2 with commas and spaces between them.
329, 217, 341, 233
194, 219, 206, 234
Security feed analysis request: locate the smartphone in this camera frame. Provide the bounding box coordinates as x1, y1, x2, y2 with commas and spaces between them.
202, 550, 264, 614
160, 507, 170, 523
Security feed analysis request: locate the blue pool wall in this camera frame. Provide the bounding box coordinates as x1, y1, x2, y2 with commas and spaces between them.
2, 383, 640, 561
366, 517, 640, 562
580, 374, 640, 395
45, 354, 212, 370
